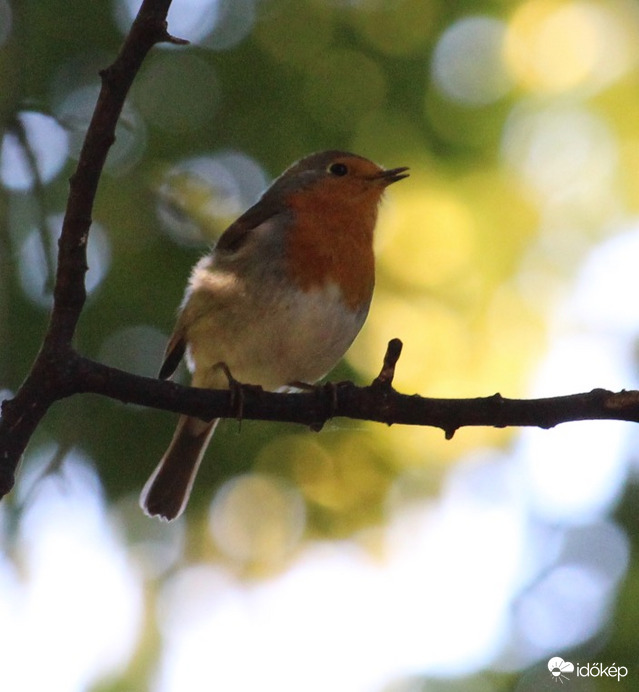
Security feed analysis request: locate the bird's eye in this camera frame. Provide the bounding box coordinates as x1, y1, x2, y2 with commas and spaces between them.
328, 162, 348, 176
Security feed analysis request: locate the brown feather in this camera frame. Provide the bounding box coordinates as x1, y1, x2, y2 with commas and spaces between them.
159, 331, 186, 380
140, 415, 218, 520
215, 195, 281, 253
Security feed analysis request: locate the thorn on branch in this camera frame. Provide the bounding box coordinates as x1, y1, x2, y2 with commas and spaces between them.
600, 388, 638, 410
373, 338, 403, 389
162, 32, 190, 46
156, 21, 189, 46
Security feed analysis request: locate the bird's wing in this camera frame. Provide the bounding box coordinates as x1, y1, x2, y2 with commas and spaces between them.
158, 329, 186, 380
215, 193, 282, 254
158, 193, 284, 379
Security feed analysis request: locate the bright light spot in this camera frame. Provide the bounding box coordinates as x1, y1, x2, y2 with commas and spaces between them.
517, 564, 609, 649
567, 225, 639, 336
349, 291, 471, 396
166, 0, 219, 41
562, 521, 630, 588
18, 214, 111, 308
0, 0, 12, 47
151, 456, 528, 691
513, 521, 628, 659
519, 344, 628, 523
269, 433, 388, 514
505, 0, 637, 94
115, 0, 254, 49
0, 450, 142, 692
501, 104, 617, 202
519, 223, 639, 524
115, 0, 219, 44
156, 151, 268, 245
209, 473, 306, 566
116, 495, 186, 579
0, 112, 69, 191
55, 85, 146, 175
380, 456, 525, 675
377, 182, 475, 289
432, 16, 512, 106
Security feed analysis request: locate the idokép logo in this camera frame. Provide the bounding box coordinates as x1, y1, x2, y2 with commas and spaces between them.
548, 656, 628, 683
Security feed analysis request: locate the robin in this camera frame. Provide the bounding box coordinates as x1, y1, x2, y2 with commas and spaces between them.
140, 150, 409, 520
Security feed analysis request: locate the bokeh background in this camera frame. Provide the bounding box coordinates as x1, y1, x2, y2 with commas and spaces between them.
1, 0, 639, 689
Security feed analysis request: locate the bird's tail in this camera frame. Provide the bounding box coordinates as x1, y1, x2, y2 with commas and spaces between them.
140, 415, 218, 521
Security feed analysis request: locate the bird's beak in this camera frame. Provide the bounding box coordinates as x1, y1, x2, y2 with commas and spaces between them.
373, 166, 410, 186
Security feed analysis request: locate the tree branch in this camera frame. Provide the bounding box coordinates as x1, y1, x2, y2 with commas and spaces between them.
0, 0, 186, 496
1, 2, 638, 507
67, 342, 639, 436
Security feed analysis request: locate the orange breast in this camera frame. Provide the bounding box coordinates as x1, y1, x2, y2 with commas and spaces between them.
284, 187, 377, 311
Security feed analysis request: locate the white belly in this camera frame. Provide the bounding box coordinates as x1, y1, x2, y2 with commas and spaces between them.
186, 280, 368, 390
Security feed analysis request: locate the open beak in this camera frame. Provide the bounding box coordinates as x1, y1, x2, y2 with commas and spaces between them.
373, 166, 410, 186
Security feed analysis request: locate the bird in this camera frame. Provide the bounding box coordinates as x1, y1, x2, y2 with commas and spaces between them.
140, 150, 409, 520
